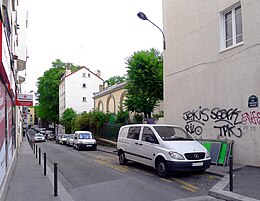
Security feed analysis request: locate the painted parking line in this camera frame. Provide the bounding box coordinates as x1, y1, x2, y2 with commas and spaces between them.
160, 178, 172, 183
172, 178, 199, 191
94, 159, 129, 173
180, 185, 197, 193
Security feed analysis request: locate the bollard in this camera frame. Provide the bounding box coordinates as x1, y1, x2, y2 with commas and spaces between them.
36, 145, 38, 158
54, 163, 58, 196
33, 143, 35, 154
44, 153, 46, 176
39, 148, 41, 165
229, 155, 233, 191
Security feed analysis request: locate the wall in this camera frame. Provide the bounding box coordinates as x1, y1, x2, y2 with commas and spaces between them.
94, 82, 127, 114
163, 0, 260, 166
65, 68, 103, 114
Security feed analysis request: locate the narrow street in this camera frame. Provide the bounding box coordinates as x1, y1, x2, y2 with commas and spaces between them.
28, 130, 222, 201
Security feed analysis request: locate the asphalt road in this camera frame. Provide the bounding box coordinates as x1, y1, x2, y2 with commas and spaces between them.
28, 129, 222, 201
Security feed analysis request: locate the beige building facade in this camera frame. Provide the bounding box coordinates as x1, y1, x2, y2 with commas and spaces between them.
93, 82, 127, 114
163, 0, 260, 166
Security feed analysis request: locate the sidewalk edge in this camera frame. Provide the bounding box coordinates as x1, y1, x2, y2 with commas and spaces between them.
208, 175, 260, 201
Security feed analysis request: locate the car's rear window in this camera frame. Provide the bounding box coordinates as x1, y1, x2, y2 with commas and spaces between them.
153, 126, 194, 141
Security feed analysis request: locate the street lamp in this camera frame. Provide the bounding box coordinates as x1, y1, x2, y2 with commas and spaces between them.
137, 12, 166, 50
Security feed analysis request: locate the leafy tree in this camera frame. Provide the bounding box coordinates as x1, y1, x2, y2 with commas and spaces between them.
115, 109, 129, 123
60, 108, 77, 133
107, 75, 127, 86
124, 48, 163, 119
36, 59, 79, 124
72, 111, 109, 134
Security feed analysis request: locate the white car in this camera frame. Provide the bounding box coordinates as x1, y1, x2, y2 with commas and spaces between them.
59, 134, 70, 145
73, 131, 97, 150
117, 124, 211, 177
34, 133, 45, 142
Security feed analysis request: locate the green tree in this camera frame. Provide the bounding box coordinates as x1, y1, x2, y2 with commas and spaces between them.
60, 108, 77, 133
124, 48, 163, 118
107, 75, 126, 86
36, 59, 79, 124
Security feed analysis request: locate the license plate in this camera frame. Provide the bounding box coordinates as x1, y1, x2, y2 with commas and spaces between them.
192, 162, 203, 167
86, 145, 92, 147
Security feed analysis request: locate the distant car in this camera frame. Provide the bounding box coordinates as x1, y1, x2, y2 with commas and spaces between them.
34, 133, 45, 143
60, 134, 70, 145
55, 134, 62, 143
66, 134, 74, 146
73, 131, 97, 150
46, 130, 55, 140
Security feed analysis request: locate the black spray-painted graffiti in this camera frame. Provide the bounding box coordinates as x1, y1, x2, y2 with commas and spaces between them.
183, 106, 242, 138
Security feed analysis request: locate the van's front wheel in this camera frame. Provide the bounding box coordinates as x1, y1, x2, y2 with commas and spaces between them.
155, 158, 169, 178
119, 151, 127, 165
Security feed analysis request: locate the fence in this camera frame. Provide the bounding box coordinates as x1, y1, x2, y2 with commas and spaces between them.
98, 123, 124, 141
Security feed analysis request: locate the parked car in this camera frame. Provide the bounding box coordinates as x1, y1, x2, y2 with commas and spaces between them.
34, 133, 46, 143
46, 130, 55, 140
73, 131, 97, 150
59, 134, 70, 145
117, 124, 211, 178
55, 134, 63, 143
66, 134, 74, 146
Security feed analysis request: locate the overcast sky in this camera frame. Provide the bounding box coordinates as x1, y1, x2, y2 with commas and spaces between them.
25, 0, 163, 92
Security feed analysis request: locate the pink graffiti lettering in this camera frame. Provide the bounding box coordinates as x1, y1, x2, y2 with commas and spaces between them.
241, 111, 260, 125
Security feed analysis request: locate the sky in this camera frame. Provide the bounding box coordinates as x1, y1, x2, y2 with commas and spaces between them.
25, 0, 163, 92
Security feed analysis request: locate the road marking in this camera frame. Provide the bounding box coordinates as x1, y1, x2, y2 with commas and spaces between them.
160, 178, 172, 183
94, 159, 129, 172
172, 178, 199, 190
180, 185, 197, 193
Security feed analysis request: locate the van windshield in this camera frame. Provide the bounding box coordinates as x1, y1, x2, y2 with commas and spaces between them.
153, 126, 194, 141
79, 133, 92, 139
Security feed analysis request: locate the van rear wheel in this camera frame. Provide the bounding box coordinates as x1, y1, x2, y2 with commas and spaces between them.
156, 158, 169, 178
119, 151, 127, 165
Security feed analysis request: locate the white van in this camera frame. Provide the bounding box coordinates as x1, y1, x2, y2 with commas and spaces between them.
117, 124, 211, 177
73, 131, 97, 150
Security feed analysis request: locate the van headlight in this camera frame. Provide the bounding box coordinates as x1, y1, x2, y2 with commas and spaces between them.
206, 151, 211, 158
169, 151, 185, 160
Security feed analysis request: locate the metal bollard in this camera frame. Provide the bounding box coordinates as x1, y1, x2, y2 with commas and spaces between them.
229, 155, 233, 191
54, 163, 58, 196
36, 145, 38, 158
39, 148, 41, 165
33, 143, 35, 154
44, 153, 46, 176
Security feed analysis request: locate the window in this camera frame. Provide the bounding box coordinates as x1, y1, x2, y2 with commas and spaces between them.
82, 83, 86, 88
88, 73, 91, 77
82, 97, 87, 102
221, 3, 243, 49
127, 126, 141, 140
83, 73, 86, 77
142, 127, 159, 144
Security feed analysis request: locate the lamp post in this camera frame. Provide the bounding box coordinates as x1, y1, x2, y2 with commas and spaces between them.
137, 12, 166, 50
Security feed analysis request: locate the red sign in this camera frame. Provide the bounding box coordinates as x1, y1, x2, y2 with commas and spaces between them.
15, 94, 33, 106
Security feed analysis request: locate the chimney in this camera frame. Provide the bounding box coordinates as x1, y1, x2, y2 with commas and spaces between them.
96, 69, 101, 77
99, 84, 103, 92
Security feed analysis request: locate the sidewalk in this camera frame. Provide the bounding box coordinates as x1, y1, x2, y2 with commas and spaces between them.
4, 137, 61, 201
97, 141, 260, 201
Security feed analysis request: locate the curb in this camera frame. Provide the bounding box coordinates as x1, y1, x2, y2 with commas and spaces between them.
208, 175, 260, 201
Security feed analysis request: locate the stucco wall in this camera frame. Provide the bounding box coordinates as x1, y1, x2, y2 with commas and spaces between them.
163, 0, 260, 166
94, 87, 127, 114
59, 68, 103, 115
